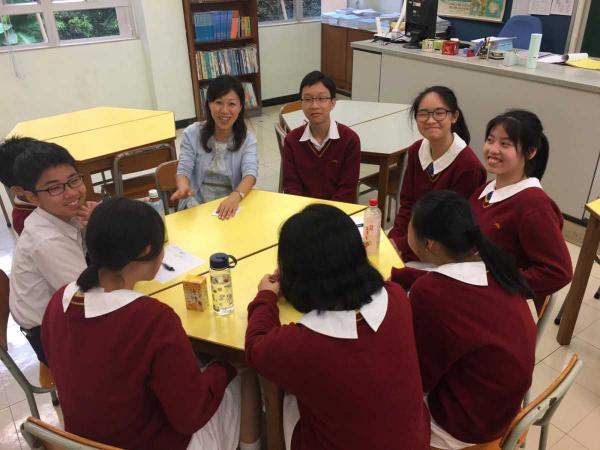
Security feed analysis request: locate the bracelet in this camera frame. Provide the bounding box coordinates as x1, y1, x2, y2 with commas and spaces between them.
234, 190, 245, 200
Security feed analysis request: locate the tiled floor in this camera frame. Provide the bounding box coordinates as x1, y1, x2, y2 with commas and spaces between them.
1, 104, 599, 448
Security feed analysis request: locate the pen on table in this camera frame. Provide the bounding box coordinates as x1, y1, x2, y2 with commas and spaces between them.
162, 262, 175, 271
356, 223, 364, 228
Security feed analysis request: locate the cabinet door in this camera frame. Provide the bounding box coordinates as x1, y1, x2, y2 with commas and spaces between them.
346, 29, 374, 88
321, 24, 348, 89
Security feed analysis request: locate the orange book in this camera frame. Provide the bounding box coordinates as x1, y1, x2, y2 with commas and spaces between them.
230, 12, 239, 40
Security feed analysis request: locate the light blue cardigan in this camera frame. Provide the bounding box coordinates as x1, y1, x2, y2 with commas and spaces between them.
176, 121, 259, 204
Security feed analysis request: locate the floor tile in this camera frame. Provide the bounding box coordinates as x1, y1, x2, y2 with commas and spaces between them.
569, 405, 600, 450
578, 320, 600, 350
543, 338, 600, 397
522, 423, 564, 450
0, 407, 21, 450
551, 435, 589, 450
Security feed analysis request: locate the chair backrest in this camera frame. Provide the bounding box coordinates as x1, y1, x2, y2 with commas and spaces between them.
500, 354, 582, 450
498, 15, 543, 50
21, 417, 124, 450
154, 160, 179, 215
0, 270, 56, 419
274, 124, 287, 193
535, 293, 556, 347
112, 143, 175, 197
279, 100, 302, 131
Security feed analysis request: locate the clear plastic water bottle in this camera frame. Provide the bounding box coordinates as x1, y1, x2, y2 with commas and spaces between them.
363, 198, 381, 256
209, 253, 237, 316
147, 189, 168, 242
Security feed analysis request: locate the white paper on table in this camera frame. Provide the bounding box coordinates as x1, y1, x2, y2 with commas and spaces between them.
529, 0, 552, 15
211, 206, 241, 217
154, 245, 205, 283
511, 0, 531, 16
550, 0, 574, 15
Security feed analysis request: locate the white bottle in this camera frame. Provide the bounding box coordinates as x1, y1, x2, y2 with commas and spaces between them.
526, 33, 543, 69
147, 189, 168, 242
363, 198, 381, 256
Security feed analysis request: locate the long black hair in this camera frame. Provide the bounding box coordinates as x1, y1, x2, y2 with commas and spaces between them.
485, 109, 549, 180
200, 75, 247, 152
278, 204, 384, 313
77, 198, 165, 292
411, 190, 532, 297
410, 85, 470, 145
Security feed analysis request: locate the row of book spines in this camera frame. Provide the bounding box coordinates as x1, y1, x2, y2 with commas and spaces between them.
195, 45, 259, 81
193, 10, 251, 42
199, 81, 258, 113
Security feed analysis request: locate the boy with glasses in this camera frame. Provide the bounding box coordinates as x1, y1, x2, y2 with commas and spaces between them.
282, 71, 361, 202
9, 139, 93, 384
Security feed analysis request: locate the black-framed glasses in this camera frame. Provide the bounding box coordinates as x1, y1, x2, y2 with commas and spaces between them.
301, 97, 332, 105
416, 108, 452, 122
35, 175, 84, 196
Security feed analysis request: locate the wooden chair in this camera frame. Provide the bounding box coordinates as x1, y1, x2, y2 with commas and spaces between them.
20, 416, 123, 450
154, 160, 179, 215
0, 270, 58, 418
274, 123, 287, 193
101, 143, 175, 200
279, 100, 302, 132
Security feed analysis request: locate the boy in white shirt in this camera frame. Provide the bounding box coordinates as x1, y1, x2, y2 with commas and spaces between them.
9, 140, 92, 386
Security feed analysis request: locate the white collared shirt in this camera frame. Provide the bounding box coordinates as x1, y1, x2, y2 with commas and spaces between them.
61, 282, 144, 318
478, 178, 543, 204
418, 133, 467, 176
9, 208, 86, 329
431, 261, 488, 286
299, 120, 340, 150
298, 287, 388, 339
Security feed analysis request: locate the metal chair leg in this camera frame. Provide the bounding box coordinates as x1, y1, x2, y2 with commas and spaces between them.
554, 303, 564, 325
0, 195, 11, 228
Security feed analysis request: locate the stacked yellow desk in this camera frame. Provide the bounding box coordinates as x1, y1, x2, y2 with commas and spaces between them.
7, 107, 176, 200
143, 190, 401, 450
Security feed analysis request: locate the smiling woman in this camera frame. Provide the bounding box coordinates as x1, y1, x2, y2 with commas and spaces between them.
172, 75, 258, 220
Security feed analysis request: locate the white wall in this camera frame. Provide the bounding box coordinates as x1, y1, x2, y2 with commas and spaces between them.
0, 3, 322, 138
0, 39, 153, 138
259, 21, 321, 99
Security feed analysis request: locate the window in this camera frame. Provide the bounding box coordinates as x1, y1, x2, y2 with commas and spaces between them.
258, 0, 321, 23
0, 0, 134, 50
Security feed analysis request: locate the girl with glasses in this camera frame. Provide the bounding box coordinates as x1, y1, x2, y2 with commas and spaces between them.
388, 86, 486, 263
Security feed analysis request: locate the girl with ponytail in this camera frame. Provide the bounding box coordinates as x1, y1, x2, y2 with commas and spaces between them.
388, 86, 486, 262
392, 190, 536, 449
41, 197, 261, 450
470, 109, 572, 313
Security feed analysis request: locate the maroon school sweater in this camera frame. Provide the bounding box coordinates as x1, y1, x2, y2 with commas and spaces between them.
406, 269, 536, 443
42, 287, 237, 450
282, 123, 361, 203
470, 183, 572, 312
388, 140, 486, 260
245, 282, 430, 450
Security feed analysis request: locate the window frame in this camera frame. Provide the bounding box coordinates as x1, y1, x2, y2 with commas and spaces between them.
0, 0, 135, 52
258, 0, 321, 26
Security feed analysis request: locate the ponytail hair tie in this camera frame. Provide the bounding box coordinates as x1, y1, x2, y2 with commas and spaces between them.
466, 224, 482, 246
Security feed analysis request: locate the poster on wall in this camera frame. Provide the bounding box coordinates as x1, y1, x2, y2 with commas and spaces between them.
438, 0, 507, 22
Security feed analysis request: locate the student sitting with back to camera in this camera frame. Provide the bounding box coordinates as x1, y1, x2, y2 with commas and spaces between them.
42, 197, 261, 450
282, 71, 361, 203
392, 190, 536, 449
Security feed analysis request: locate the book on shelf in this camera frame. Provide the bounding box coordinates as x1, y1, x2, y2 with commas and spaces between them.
194, 10, 252, 42
199, 81, 258, 113
195, 45, 259, 80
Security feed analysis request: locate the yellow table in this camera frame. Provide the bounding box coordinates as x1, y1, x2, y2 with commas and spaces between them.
136, 190, 367, 295
558, 199, 600, 344
153, 236, 402, 450
7, 107, 176, 200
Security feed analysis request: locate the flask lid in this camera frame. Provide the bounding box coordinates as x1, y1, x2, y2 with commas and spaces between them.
210, 253, 237, 269
369, 198, 378, 207
148, 189, 159, 199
